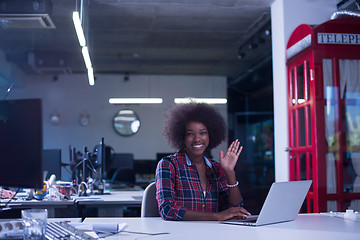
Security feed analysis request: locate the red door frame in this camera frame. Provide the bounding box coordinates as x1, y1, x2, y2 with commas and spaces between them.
287, 52, 316, 213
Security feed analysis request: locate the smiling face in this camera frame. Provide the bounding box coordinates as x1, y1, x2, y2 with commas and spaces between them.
184, 121, 209, 160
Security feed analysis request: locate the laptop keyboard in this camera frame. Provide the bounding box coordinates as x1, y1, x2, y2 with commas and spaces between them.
239, 217, 257, 223
46, 221, 96, 240
228, 215, 258, 223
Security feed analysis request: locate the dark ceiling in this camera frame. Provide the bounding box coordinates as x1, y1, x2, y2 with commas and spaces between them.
0, 0, 275, 112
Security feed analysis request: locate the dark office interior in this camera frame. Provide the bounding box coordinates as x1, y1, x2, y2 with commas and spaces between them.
1, 1, 360, 239
0, 0, 276, 215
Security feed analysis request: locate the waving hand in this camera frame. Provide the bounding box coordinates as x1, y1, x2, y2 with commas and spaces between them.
219, 139, 243, 172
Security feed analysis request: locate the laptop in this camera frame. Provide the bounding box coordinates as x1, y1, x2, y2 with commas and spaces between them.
221, 180, 312, 226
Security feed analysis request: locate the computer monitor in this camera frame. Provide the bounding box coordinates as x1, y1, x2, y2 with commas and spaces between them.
43, 149, 61, 180
111, 153, 134, 170
107, 153, 134, 179
0, 99, 43, 189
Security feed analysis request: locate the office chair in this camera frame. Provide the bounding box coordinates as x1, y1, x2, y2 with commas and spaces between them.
141, 182, 160, 217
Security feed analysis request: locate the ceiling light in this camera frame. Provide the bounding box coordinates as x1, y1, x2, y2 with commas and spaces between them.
174, 98, 227, 104
73, 9, 94, 86
109, 98, 163, 104
88, 67, 94, 86
82, 46, 92, 69
72, 11, 86, 47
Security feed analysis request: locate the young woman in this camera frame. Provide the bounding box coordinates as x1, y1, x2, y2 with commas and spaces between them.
156, 103, 250, 221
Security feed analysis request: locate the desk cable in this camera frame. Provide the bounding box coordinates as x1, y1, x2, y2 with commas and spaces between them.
73, 158, 97, 175
85, 229, 170, 239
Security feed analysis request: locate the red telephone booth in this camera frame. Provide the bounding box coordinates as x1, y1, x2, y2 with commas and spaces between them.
286, 17, 360, 213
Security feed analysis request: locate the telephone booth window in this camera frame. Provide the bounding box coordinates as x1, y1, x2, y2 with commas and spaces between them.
300, 152, 306, 180
340, 59, 360, 211
309, 152, 313, 183
323, 58, 337, 149
291, 69, 295, 105
293, 154, 298, 179
328, 200, 337, 211
306, 61, 311, 101
323, 59, 338, 197
307, 106, 312, 145
297, 64, 305, 103
299, 107, 306, 147
292, 111, 296, 147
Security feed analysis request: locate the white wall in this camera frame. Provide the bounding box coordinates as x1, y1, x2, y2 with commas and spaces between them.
271, 0, 337, 181
2, 73, 227, 170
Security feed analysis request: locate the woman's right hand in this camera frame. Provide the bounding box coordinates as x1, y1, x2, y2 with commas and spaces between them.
215, 207, 251, 221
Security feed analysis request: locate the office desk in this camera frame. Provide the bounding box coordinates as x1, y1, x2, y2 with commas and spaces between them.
83, 214, 360, 240
0, 199, 75, 218
1, 190, 143, 218
74, 191, 143, 217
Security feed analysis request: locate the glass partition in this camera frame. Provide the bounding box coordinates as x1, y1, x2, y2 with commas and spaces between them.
339, 59, 360, 211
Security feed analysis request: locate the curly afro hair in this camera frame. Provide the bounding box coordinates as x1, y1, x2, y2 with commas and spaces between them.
162, 102, 227, 151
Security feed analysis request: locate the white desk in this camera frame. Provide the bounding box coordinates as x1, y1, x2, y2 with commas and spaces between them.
0, 190, 143, 218
74, 190, 143, 205
0, 199, 75, 217
83, 214, 360, 240
74, 190, 143, 217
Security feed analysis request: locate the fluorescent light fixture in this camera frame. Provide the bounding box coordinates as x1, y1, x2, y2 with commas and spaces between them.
72, 11, 93, 86
82, 46, 92, 69
88, 67, 94, 86
109, 98, 163, 104
174, 98, 227, 104
72, 11, 86, 47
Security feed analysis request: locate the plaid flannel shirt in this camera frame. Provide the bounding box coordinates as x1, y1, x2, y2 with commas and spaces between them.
155, 151, 230, 221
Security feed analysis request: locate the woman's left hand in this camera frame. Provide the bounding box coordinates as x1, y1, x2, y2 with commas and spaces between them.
220, 139, 243, 172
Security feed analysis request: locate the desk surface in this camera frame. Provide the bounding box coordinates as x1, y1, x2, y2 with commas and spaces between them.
0, 190, 143, 206
1, 190, 143, 218
73, 190, 143, 205
83, 214, 360, 240
0, 199, 74, 207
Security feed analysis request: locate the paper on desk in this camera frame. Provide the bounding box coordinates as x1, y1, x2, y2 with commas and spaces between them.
70, 222, 127, 233
93, 223, 127, 233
